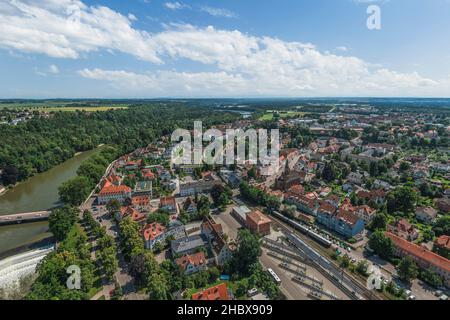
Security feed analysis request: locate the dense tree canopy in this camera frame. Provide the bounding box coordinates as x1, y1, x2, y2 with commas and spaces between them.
48, 206, 79, 242
368, 230, 394, 259
0, 104, 239, 184
386, 186, 418, 215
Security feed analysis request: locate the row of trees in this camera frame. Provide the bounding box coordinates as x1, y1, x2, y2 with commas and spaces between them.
58, 146, 119, 206
240, 182, 281, 212
82, 210, 118, 282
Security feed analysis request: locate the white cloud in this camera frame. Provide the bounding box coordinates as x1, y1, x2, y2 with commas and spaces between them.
336, 46, 348, 52
164, 2, 190, 10
200, 6, 237, 18
0, 0, 161, 62
49, 64, 60, 74
34, 64, 60, 76
1, 0, 448, 97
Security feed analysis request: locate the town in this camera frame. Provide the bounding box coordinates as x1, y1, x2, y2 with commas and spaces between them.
36, 104, 448, 301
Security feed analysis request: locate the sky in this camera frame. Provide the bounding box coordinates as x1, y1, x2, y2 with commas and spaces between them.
0, 0, 450, 98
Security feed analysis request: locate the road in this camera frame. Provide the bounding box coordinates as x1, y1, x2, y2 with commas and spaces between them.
0, 211, 50, 225
87, 202, 146, 300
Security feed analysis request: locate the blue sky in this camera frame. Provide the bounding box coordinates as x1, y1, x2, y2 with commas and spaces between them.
0, 0, 449, 98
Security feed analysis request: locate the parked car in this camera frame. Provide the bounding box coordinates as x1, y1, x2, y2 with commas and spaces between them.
247, 288, 258, 297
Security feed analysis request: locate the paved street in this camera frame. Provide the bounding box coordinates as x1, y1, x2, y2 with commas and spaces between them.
87, 203, 146, 300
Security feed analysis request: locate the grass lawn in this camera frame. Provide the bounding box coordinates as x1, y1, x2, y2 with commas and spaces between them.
88, 273, 103, 298
259, 111, 304, 121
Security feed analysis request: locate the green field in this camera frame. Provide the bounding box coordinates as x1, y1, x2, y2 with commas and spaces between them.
259, 110, 305, 121
0, 102, 129, 112
35, 106, 129, 112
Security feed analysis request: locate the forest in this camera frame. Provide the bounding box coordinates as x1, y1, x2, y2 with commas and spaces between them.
0, 103, 239, 185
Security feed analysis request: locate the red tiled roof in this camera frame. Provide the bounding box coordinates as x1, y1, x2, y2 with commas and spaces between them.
288, 184, 304, 196
246, 210, 271, 226
335, 209, 359, 227
192, 283, 230, 300
318, 201, 336, 216
175, 252, 206, 271
142, 222, 166, 241
119, 206, 145, 222
435, 235, 450, 250
160, 196, 176, 207
99, 184, 131, 196
385, 232, 450, 273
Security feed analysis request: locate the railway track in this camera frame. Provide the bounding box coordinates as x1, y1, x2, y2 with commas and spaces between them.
270, 216, 383, 300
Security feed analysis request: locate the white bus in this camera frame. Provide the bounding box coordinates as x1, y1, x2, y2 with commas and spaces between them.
267, 268, 281, 285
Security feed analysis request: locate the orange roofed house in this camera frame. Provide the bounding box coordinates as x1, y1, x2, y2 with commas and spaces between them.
115, 206, 145, 223
175, 252, 208, 275
385, 232, 450, 287
191, 283, 231, 300
97, 180, 132, 205
246, 209, 272, 236
142, 222, 166, 250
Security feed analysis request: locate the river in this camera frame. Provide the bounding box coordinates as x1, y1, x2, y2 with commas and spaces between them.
0, 148, 102, 256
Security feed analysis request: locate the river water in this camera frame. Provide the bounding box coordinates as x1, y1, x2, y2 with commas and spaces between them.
0, 148, 102, 255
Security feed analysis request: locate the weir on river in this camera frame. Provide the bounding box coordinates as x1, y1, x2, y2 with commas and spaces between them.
0, 245, 54, 290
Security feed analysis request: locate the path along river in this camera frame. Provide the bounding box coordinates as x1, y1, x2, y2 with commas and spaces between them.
0, 148, 102, 256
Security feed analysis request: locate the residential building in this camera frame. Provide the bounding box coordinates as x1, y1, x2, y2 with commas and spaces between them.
116, 206, 145, 223
191, 283, 231, 300
182, 197, 197, 215
179, 174, 221, 197
386, 232, 450, 287
166, 220, 187, 240
160, 196, 178, 214
435, 198, 450, 214
354, 205, 376, 223
201, 216, 236, 266
415, 206, 438, 223
143, 222, 166, 250
434, 235, 450, 259
97, 181, 132, 205
175, 252, 208, 275
387, 219, 419, 241
284, 193, 318, 216
171, 235, 206, 256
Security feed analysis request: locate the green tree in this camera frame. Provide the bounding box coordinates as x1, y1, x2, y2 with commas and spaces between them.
229, 230, 262, 276
148, 273, 168, 300
420, 268, 443, 287
106, 199, 121, 214
48, 206, 79, 242
386, 186, 417, 215
397, 256, 419, 283
58, 176, 92, 206
369, 213, 388, 231
433, 216, 450, 237
368, 230, 393, 259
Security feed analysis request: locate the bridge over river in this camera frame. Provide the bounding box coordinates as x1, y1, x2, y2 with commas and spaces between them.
0, 211, 50, 226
